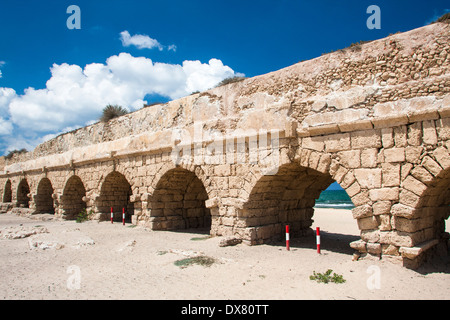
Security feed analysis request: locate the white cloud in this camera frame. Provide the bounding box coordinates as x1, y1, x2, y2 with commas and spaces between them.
0, 117, 13, 135
120, 31, 164, 50
2, 53, 242, 152
120, 31, 177, 52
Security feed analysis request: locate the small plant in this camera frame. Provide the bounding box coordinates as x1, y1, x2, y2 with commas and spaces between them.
76, 208, 92, 223
174, 255, 216, 269
430, 12, 450, 24
100, 104, 129, 122
215, 76, 247, 88
5, 149, 27, 160
310, 269, 346, 284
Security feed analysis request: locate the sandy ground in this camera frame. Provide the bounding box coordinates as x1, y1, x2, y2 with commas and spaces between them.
0, 208, 449, 300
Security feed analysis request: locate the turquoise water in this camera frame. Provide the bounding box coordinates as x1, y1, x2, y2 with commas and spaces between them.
314, 190, 354, 209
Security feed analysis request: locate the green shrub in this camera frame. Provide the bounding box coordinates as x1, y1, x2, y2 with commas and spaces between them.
215, 76, 247, 88
76, 208, 93, 223
431, 12, 450, 24
5, 149, 27, 160
100, 105, 129, 122
310, 269, 346, 284
174, 256, 216, 269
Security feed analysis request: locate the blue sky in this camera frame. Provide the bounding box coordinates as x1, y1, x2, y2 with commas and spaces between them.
0, 0, 448, 156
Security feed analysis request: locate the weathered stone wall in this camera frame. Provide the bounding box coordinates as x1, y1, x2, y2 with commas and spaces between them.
0, 22, 449, 269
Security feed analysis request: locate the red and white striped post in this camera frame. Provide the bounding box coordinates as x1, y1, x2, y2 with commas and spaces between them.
122, 208, 125, 225
316, 227, 321, 254
110, 207, 114, 224
286, 225, 290, 251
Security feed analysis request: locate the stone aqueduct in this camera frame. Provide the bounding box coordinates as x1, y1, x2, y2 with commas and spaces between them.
1, 23, 449, 268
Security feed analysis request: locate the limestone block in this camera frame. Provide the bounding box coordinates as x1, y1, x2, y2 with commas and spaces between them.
436, 118, 450, 140
352, 205, 373, 219
301, 136, 325, 152
354, 168, 382, 189
345, 181, 361, 198
380, 231, 414, 247
383, 148, 405, 163
382, 244, 400, 255
381, 128, 394, 148
398, 189, 421, 207
358, 216, 379, 230
410, 166, 434, 185
405, 146, 423, 164
324, 133, 351, 152
399, 239, 438, 259
433, 146, 450, 169
367, 242, 382, 255
422, 120, 438, 145
361, 229, 380, 243
351, 190, 371, 207
205, 197, 220, 208
402, 175, 427, 196
350, 129, 382, 149
391, 203, 416, 218
407, 122, 422, 146
338, 150, 361, 169
379, 215, 391, 231
368, 187, 399, 202
372, 201, 391, 215
381, 163, 400, 187
421, 156, 442, 177
350, 240, 367, 253
361, 148, 378, 168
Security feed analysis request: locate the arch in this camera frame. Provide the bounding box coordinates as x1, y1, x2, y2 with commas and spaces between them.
149, 167, 211, 231
61, 175, 87, 220
3, 180, 12, 203
17, 179, 30, 208
403, 165, 450, 250
35, 178, 55, 214
97, 171, 133, 222
240, 161, 356, 244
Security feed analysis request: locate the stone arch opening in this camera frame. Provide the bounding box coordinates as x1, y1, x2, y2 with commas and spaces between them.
3, 180, 12, 203
17, 179, 30, 208
149, 168, 211, 232
412, 168, 450, 256
35, 178, 55, 214
61, 175, 87, 220
98, 171, 134, 222
242, 162, 357, 248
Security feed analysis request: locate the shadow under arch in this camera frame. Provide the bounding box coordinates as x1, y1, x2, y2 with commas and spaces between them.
406, 166, 450, 268
97, 171, 134, 222
148, 167, 211, 233
61, 175, 87, 220
3, 179, 12, 203
17, 179, 30, 208
35, 177, 55, 214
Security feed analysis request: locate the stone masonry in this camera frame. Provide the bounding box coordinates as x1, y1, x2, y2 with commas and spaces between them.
1, 22, 449, 268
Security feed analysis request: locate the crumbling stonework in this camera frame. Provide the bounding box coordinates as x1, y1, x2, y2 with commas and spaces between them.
0, 22, 449, 269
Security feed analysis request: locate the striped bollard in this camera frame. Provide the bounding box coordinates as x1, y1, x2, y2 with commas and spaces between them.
316, 227, 321, 254
122, 208, 125, 225
110, 207, 113, 224
286, 225, 290, 251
